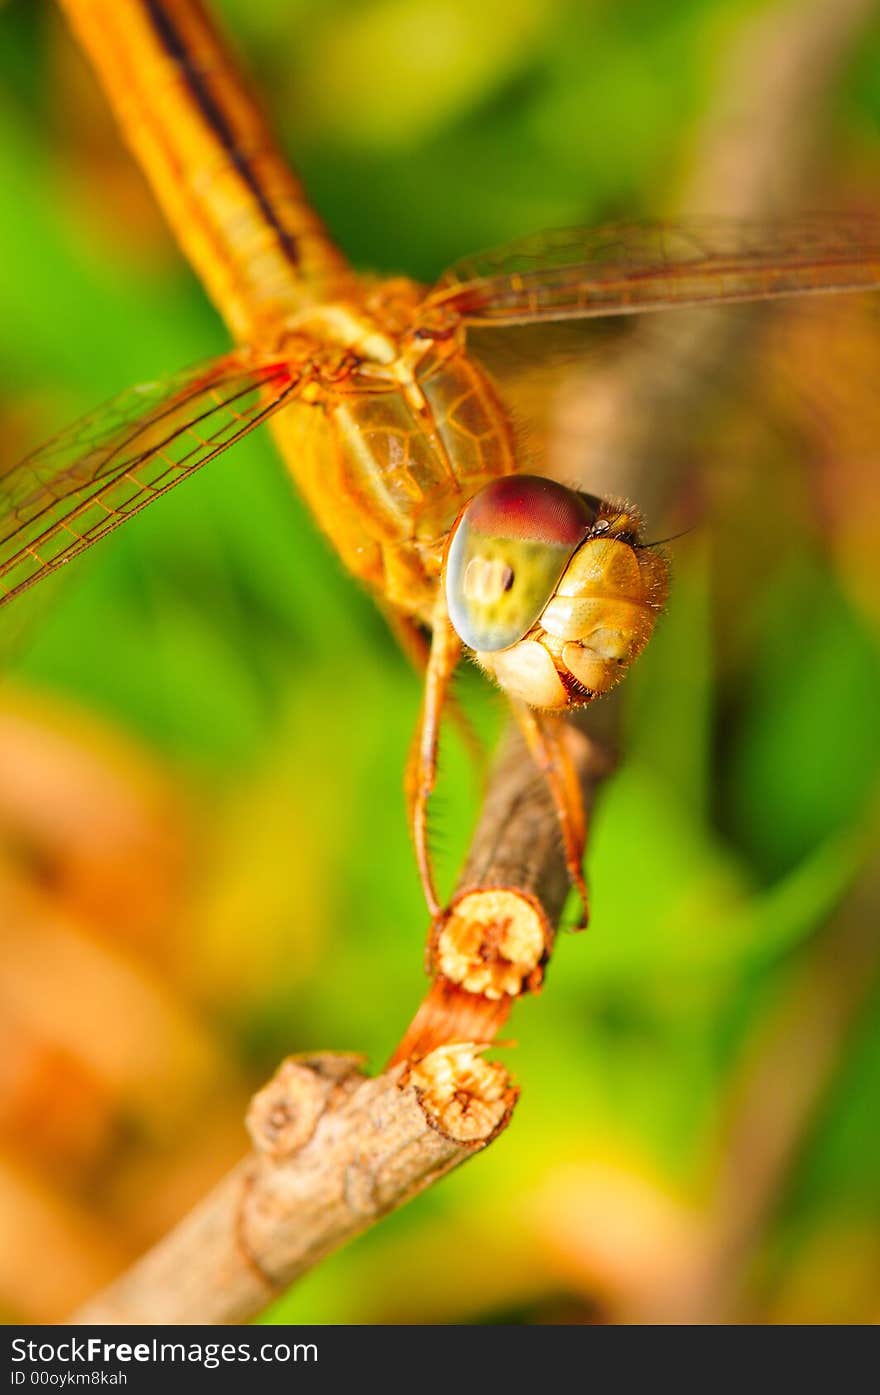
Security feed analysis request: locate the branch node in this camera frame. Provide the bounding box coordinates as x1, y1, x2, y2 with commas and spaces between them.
246, 1052, 365, 1160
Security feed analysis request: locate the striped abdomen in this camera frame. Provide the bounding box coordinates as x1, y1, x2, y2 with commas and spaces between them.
59, 0, 353, 343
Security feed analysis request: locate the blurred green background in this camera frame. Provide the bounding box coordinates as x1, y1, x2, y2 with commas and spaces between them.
0, 0, 879, 1324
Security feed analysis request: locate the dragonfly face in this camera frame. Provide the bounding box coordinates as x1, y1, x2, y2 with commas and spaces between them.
444, 476, 599, 653
444, 477, 668, 709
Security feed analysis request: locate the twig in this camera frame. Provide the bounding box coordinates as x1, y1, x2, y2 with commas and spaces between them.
72, 1050, 516, 1324
389, 722, 615, 1065
70, 720, 604, 1324
68, 0, 877, 1325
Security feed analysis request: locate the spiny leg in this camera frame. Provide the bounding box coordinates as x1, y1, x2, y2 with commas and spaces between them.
384, 606, 486, 780
511, 699, 590, 927
405, 597, 462, 917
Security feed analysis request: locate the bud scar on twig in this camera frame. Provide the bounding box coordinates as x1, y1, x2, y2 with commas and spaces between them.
246, 1053, 365, 1160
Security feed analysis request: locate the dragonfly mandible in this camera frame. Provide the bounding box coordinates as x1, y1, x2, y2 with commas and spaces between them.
4, 0, 880, 919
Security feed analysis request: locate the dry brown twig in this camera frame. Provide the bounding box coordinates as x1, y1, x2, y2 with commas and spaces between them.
73, 1052, 515, 1325
72, 725, 602, 1324
70, 0, 878, 1325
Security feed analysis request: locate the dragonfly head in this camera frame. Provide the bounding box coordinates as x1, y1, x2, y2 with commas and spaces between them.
444, 475, 668, 709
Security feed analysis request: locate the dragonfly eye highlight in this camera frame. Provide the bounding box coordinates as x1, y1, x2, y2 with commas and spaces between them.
463, 555, 515, 605
444, 475, 595, 652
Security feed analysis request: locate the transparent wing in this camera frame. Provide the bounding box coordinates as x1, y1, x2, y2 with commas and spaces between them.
0, 352, 304, 607
423, 217, 880, 327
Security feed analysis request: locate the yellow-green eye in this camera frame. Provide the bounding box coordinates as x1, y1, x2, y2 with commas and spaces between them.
445, 475, 596, 652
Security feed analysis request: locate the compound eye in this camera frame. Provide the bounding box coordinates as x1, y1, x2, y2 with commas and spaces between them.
444, 475, 595, 652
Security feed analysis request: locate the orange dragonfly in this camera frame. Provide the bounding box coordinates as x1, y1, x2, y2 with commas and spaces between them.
3, 0, 880, 919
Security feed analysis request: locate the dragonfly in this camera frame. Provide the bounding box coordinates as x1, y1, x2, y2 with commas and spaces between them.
4, 0, 880, 920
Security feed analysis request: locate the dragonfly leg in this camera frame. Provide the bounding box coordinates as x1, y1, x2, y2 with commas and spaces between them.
511, 700, 590, 928
405, 598, 462, 917
385, 606, 486, 782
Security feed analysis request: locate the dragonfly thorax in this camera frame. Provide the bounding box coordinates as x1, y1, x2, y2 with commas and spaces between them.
270, 335, 520, 620
284, 277, 429, 368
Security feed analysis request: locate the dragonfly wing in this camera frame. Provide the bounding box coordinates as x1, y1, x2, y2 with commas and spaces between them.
423, 217, 880, 327
0, 352, 303, 607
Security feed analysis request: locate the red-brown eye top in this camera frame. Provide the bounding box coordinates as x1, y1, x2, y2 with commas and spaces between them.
461, 474, 595, 546
445, 475, 596, 653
